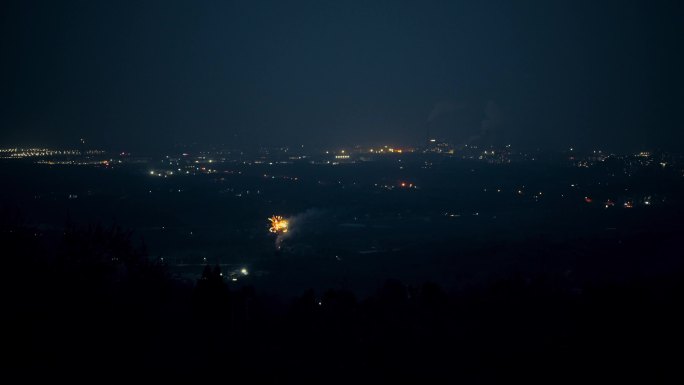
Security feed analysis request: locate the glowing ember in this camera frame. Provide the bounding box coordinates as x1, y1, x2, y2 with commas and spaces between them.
268, 215, 289, 234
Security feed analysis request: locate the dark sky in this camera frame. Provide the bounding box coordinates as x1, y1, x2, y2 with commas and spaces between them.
1, 0, 682, 152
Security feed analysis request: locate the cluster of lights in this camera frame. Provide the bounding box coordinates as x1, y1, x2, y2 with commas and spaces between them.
583, 196, 655, 209
263, 174, 299, 181
368, 146, 406, 154
36, 160, 112, 166
0, 148, 86, 158
373, 182, 418, 190
227, 267, 250, 282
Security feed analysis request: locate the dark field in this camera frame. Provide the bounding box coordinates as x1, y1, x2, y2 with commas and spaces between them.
3, 156, 683, 295
4, 156, 684, 384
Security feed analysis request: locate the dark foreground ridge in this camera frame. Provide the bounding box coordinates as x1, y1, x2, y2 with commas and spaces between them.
4, 220, 683, 384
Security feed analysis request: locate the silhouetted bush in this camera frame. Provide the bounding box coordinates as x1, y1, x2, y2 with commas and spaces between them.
3, 220, 683, 384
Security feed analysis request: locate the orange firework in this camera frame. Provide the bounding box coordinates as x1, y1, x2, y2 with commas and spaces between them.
268, 215, 289, 234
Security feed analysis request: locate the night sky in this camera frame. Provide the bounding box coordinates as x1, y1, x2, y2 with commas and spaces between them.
1, 0, 682, 152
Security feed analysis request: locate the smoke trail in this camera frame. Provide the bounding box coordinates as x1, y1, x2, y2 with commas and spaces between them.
275, 208, 324, 249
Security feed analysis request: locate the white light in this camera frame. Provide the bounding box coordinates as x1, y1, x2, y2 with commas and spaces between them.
240, 268, 248, 275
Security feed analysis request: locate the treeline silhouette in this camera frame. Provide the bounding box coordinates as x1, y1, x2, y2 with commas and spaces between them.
3, 217, 683, 384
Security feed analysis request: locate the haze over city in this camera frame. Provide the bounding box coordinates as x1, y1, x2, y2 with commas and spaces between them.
2, 0, 683, 152
3, 1, 684, 384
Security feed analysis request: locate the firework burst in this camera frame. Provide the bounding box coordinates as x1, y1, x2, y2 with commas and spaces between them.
268, 215, 289, 234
